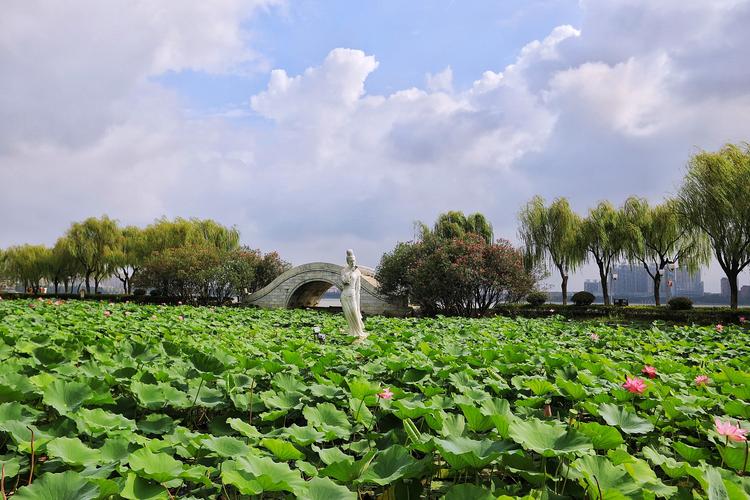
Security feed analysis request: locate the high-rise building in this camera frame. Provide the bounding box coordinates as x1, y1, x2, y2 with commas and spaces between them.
584, 279, 602, 295
610, 264, 650, 296
721, 278, 730, 297
668, 267, 703, 297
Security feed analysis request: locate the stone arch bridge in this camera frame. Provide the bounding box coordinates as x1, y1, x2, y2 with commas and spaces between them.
244, 262, 409, 316
244, 262, 410, 316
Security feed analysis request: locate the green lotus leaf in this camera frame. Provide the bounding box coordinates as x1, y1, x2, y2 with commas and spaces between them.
357, 444, 428, 486
128, 448, 184, 483
284, 424, 326, 446
260, 438, 304, 461
443, 483, 497, 500
225, 454, 306, 494
0, 373, 43, 402
74, 407, 136, 436
100, 437, 132, 463
120, 472, 168, 500
0, 454, 21, 479
577, 422, 624, 450
41, 379, 92, 415
46, 436, 102, 466
227, 417, 262, 440
189, 352, 225, 375
13, 471, 99, 500
203, 435, 253, 457
556, 377, 588, 400
272, 373, 308, 394
137, 414, 175, 435
434, 436, 518, 469
296, 476, 357, 500
459, 404, 495, 432
346, 378, 381, 401
508, 418, 592, 457
571, 455, 642, 497
320, 450, 376, 483
673, 442, 710, 463
304, 402, 352, 439
0, 401, 41, 423
479, 398, 513, 438
598, 403, 655, 434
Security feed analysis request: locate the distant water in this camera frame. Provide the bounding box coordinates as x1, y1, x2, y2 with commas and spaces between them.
318, 298, 340, 307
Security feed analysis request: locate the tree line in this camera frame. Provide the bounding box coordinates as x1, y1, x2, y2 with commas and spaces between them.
0, 217, 290, 301
519, 142, 750, 309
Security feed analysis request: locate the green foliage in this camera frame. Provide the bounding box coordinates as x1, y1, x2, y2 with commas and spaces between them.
668, 296, 694, 310
0, 299, 749, 498
624, 197, 709, 306
525, 291, 547, 306
571, 291, 595, 306
0, 244, 51, 293
677, 143, 750, 309
418, 210, 494, 243
518, 196, 584, 305
377, 235, 537, 316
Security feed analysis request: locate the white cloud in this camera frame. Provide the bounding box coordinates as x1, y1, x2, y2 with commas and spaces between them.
1, 0, 750, 293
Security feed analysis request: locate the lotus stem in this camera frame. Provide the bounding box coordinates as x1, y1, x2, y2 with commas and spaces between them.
742, 440, 748, 476
1, 463, 6, 500
594, 475, 603, 499
26, 426, 34, 485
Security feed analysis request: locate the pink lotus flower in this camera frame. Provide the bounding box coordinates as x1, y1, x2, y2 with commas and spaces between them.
695, 375, 710, 387
714, 418, 748, 442
641, 365, 657, 379
716, 324, 724, 333
103, 310, 112, 317
378, 388, 394, 400
740, 316, 746, 324
590, 333, 600, 341
623, 376, 647, 394
178, 315, 185, 321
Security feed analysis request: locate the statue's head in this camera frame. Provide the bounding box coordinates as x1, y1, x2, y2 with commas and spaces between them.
346, 249, 356, 267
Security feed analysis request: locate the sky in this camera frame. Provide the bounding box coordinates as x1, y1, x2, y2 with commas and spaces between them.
2, 0, 750, 292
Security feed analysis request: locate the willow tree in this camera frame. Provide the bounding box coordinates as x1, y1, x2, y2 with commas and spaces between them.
66, 216, 120, 293
518, 196, 583, 305
418, 211, 494, 244
110, 226, 149, 294
624, 197, 707, 306
677, 143, 750, 309
579, 201, 635, 305
1, 244, 51, 293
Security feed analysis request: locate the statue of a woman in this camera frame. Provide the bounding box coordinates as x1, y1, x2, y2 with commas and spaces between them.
340, 249, 366, 339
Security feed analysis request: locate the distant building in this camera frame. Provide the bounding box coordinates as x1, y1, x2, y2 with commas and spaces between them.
669, 267, 703, 297
611, 264, 650, 296
740, 286, 750, 303
721, 278, 730, 297
584, 279, 602, 295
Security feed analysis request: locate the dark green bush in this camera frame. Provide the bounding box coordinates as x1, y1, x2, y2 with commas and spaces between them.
571, 291, 595, 306
668, 296, 693, 310
526, 291, 548, 306
133, 288, 146, 297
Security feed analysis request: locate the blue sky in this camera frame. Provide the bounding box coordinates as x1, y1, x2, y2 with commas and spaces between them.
2, 0, 750, 293
158, 1, 582, 112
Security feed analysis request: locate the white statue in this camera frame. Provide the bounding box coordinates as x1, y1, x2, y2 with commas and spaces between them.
340, 249, 366, 339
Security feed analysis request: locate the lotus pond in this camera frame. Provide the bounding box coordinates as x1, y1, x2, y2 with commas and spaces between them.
0, 299, 749, 499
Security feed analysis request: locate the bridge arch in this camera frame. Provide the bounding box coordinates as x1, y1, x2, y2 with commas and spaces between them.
287, 279, 338, 308
244, 262, 409, 316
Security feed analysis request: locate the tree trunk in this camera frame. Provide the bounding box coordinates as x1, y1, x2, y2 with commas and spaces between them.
729, 271, 739, 309
598, 264, 609, 306
94, 277, 100, 294
85, 272, 91, 294
561, 274, 568, 306
653, 273, 661, 306
54, 281, 59, 294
